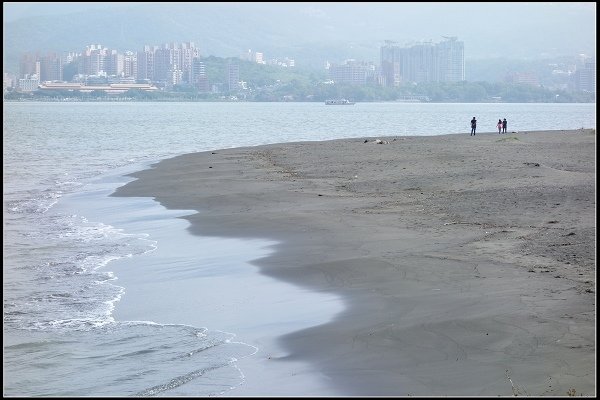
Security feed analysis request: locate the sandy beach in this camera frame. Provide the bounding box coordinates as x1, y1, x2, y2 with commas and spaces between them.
113, 129, 596, 397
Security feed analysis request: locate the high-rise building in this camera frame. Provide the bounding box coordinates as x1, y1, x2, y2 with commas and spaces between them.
380, 37, 465, 86
39, 53, 63, 81
575, 60, 596, 93
123, 51, 137, 78
137, 46, 156, 81
20, 53, 40, 78
227, 62, 240, 92
106, 50, 123, 77
405, 42, 436, 83
151, 42, 199, 84
180, 43, 200, 84
380, 40, 402, 87
192, 58, 209, 91
79, 44, 109, 76
153, 47, 172, 82
437, 36, 465, 82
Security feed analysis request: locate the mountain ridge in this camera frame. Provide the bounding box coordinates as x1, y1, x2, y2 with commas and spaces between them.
3, 3, 595, 74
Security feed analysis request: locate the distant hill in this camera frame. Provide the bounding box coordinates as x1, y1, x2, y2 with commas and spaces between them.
3, 3, 595, 75
3, 3, 381, 73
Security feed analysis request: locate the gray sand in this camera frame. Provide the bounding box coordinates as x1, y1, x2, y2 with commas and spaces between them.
114, 129, 596, 396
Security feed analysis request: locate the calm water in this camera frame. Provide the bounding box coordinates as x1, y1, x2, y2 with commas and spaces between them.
3, 102, 596, 396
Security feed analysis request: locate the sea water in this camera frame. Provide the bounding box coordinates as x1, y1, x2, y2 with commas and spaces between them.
3, 101, 595, 396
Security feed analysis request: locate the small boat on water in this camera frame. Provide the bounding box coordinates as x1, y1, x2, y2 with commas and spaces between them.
325, 98, 355, 105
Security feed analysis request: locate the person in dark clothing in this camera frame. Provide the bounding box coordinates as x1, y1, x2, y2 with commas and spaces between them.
502, 118, 507, 133
471, 117, 477, 136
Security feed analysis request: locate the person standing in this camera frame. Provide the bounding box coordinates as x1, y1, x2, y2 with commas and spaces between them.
502, 118, 507, 133
471, 117, 477, 136
497, 119, 503, 134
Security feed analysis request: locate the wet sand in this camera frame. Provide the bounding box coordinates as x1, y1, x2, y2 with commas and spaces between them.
113, 129, 596, 396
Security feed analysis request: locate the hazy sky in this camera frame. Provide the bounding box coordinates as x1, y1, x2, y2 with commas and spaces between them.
3, 2, 137, 21
3, 2, 596, 62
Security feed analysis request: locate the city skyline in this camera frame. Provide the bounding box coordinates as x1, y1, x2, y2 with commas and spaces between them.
4, 2, 595, 73
8, 35, 595, 95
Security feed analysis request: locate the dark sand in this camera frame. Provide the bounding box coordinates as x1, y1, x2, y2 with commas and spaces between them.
114, 129, 596, 396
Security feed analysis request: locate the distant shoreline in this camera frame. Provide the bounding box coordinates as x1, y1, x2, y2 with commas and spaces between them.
3, 98, 597, 104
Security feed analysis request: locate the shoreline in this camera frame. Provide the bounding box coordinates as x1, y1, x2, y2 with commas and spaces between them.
113, 129, 596, 396
3, 98, 597, 104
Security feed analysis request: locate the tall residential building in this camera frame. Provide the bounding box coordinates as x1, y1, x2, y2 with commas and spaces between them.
19, 53, 40, 78
437, 36, 465, 82
137, 46, 156, 81
39, 53, 63, 81
575, 60, 596, 93
405, 42, 436, 83
380, 37, 465, 86
80, 44, 109, 76
106, 50, 124, 76
380, 41, 401, 87
180, 42, 200, 83
20, 52, 63, 82
192, 58, 209, 91
153, 47, 173, 83
227, 62, 240, 91
151, 42, 199, 84
162, 42, 199, 84
123, 51, 137, 78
